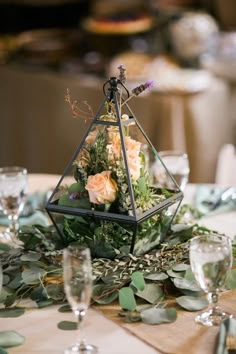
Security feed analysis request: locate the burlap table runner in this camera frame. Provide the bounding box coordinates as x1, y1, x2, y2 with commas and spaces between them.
94, 290, 236, 354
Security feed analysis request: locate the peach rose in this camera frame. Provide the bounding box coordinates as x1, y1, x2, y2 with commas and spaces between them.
127, 155, 142, 180
107, 131, 121, 160
85, 130, 98, 145
125, 136, 142, 180
85, 171, 117, 204
125, 136, 141, 158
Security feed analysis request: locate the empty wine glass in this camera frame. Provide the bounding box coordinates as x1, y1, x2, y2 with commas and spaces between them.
0, 263, 2, 295
189, 234, 232, 326
0, 166, 28, 243
156, 150, 190, 192
63, 245, 98, 354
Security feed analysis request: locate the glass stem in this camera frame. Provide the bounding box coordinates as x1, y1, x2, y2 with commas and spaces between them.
207, 291, 219, 314
75, 309, 86, 346
7, 214, 19, 235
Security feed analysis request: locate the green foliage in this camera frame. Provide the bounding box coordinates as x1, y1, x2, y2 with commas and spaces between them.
0, 331, 25, 348
0, 219, 235, 328
0, 308, 25, 318
57, 321, 77, 331
176, 296, 208, 311
140, 307, 177, 325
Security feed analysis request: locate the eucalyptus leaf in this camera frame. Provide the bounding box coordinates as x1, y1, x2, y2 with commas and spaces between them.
2, 275, 10, 286
176, 296, 208, 311
58, 304, 71, 313
225, 269, 236, 289
57, 321, 77, 331
7, 274, 22, 290
173, 277, 201, 292
144, 272, 168, 281
119, 287, 136, 311
172, 264, 190, 272
0, 307, 25, 318
0, 347, 8, 354
20, 252, 41, 262
136, 283, 163, 304
184, 268, 196, 281
0, 243, 11, 252
4, 293, 17, 308
21, 268, 46, 285
93, 284, 118, 304
37, 300, 54, 308
0, 331, 25, 348
45, 284, 64, 301
131, 272, 145, 291
141, 307, 177, 325
167, 269, 185, 279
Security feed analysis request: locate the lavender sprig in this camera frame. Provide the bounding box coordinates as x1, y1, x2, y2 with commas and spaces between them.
121, 80, 154, 106
118, 64, 127, 84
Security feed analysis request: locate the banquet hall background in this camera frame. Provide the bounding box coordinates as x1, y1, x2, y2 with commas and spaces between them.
0, 0, 236, 184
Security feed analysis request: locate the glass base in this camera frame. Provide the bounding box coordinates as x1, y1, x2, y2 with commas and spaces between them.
195, 308, 232, 326
64, 343, 98, 354
0, 229, 22, 247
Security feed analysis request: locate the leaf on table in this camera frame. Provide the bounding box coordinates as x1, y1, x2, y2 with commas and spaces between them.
119, 287, 136, 311
176, 296, 208, 311
57, 321, 77, 330
144, 272, 168, 281
58, 304, 71, 313
130, 271, 145, 291
37, 299, 54, 308
0, 307, 25, 318
0, 331, 25, 347
136, 283, 163, 304
141, 307, 177, 325
0, 347, 8, 354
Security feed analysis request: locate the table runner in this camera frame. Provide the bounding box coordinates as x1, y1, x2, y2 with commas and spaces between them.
95, 289, 236, 354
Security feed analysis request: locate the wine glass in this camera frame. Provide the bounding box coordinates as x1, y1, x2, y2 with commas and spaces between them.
156, 150, 190, 192
0, 166, 28, 243
63, 245, 98, 354
189, 234, 232, 326
0, 263, 2, 295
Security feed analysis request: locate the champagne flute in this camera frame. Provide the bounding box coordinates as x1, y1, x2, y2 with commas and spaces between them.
189, 234, 232, 326
0, 166, 28, 243
63, 245, 98, 354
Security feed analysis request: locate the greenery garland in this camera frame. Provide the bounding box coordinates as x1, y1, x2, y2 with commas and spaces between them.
1, 205, 236, 327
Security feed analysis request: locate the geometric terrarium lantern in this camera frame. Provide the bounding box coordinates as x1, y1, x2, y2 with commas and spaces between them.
46, 68, 183, 258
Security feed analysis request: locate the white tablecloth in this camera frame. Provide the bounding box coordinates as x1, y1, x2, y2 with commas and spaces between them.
1, 174, 236, 354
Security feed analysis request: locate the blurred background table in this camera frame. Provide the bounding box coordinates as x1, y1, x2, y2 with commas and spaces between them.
0, 64, 234, 183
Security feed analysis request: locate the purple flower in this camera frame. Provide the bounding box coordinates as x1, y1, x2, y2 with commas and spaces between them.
69, 192, 81, 200
132, 80, 154, 96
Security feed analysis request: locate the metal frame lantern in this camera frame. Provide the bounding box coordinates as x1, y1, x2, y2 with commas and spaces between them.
46, 73, 183, 258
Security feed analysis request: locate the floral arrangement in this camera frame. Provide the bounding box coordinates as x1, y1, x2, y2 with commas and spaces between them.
46, 67, 183, 258
2, 67, 235, 339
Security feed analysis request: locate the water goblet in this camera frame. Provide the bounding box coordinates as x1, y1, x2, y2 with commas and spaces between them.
0, 166, 28, 243
63, 245, 98, 354
157, 150, 190, 192
189, 234, 232, 326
